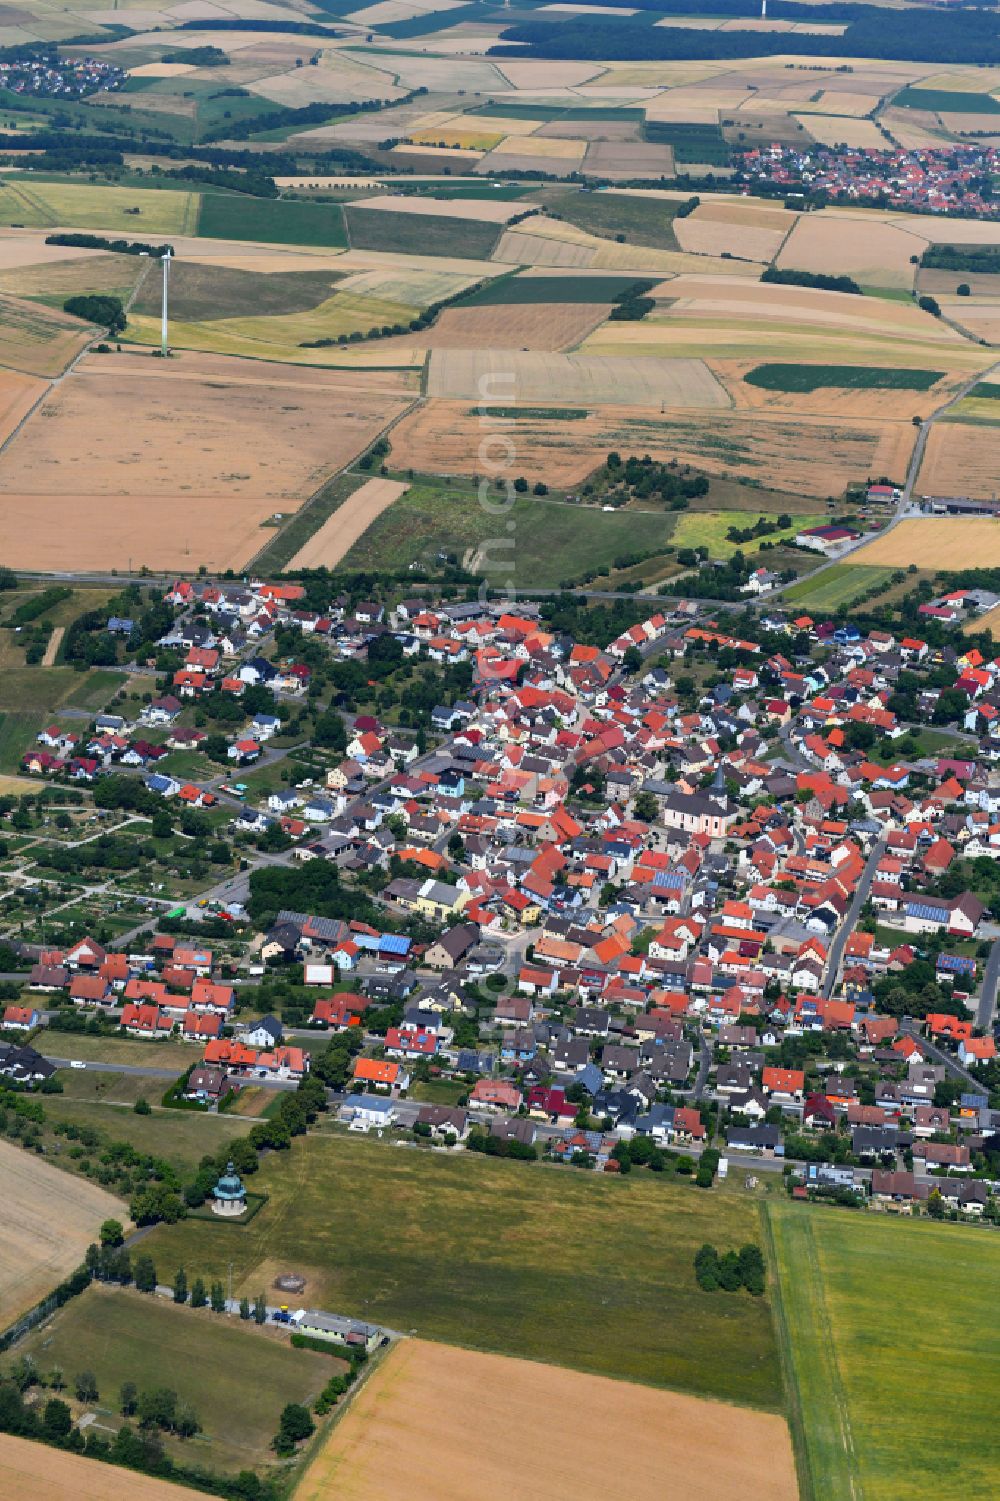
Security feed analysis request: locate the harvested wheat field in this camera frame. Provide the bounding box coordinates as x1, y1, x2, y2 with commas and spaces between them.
853, 516, 1000, 568
0, 365, 45, 441
0, 1137, 127, 1329
0, 291, 97, 377
793, 114, 887, 149
390, 398, 908, 495
967, 602, 1000, 638
426, 348, 729, 407
0, 1433, 206, 1501
295, 1338, 798, 1501
776, 213, 921, 290
914, 422, 1000, 502
287, 478, 409, 569
400, 303, 608, 352
674, 214, 786, 263
0, 349, 411, 500
0, 493, 293, 572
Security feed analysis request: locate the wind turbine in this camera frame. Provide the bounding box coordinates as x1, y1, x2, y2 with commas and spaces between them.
160, 247, 172, 357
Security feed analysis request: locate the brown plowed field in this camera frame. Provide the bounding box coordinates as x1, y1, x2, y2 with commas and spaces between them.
294, 1338, 799, 1501
0, 1433, 207, 1501
399, 303, 609, 352
0, 1137, 127, 1330
390, 397, 913, 495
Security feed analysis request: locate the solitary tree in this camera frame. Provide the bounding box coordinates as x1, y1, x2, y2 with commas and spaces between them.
75, 1371, 98, 1403
253, 1292, 267, 1326
99, 1219, 124, 1247
172, 1267, 188, 1305
190, 1277, 207, 1309
120, 1381, 138, 1416
210, 1280, 226, 1314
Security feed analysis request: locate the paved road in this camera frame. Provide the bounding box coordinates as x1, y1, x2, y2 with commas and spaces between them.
977, 937, 1000, 1031
693, 1033, 712, 1101
906, 1022, 986, 1093
822, 837, 886, 1001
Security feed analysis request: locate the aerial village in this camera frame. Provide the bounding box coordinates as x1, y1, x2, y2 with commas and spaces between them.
5, 570, 1000, 1222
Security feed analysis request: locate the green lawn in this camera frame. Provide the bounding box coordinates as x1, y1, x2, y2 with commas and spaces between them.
197, 192, 347, 248
342, 481, 679, 587
767, 1202, 1000, 1501
782, 564, 895, 611
11, 1284, 334, 1473
42, 1097, 249, 1175
671, 509, 821, 560
543, 188, 683, 250
45, 1032, 203, 1070
343, 206, 501, 260
147, 1133, 782, 1407
745, 365, 944, 393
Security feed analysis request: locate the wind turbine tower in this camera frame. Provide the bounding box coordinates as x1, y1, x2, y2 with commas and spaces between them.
160, 247, 172, 357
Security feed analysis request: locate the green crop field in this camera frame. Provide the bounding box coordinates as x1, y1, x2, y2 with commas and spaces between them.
895, 87, 1000, 114
11, 1284, 334, 1473
197, 192, 347, 248
131, 261, 340, 322
343, 206, 501, 260
146, 1133, 781, 1407
342, 480, 678, 587
457, 273, 655, 306
782, 564, 895, 611
745, 364, 945, 393
644, 120, 731, 164
766, 1203, 1000, 1501
544, 189, 682, 250
972, 381, 1000, 400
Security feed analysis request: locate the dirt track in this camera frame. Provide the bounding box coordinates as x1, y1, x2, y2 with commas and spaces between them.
287, 478, 410, 569
295, 1338, 799, 1501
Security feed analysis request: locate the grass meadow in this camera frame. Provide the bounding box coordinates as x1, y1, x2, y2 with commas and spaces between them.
146, 1133, 783, 1408
544, 188, 683, 250
342, 480, 679, 586
12, 1284, 334, 1473
671, 509, 823, 559
766, 1203, 1000, 1501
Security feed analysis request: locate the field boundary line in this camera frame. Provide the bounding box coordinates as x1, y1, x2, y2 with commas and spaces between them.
290, 1335, 399, 1497
763, 1202, 861, 1501
760, 1202, 817, 1501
